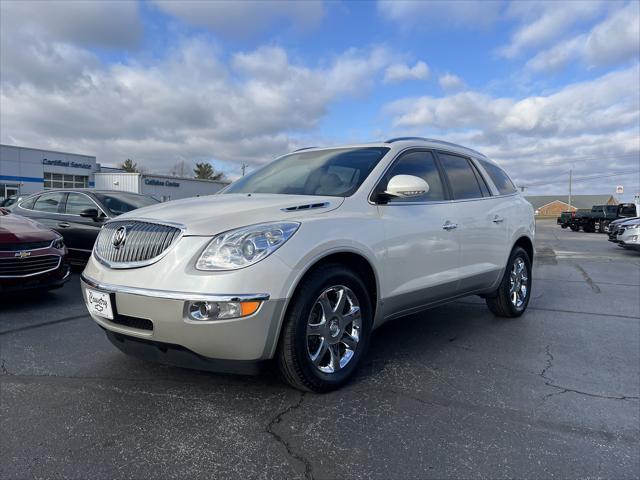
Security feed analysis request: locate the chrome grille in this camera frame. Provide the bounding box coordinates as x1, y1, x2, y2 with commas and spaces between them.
95, 220, 183, 268
0, 255, 61, 277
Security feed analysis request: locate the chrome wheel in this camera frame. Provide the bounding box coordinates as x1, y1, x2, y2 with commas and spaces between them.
509, 257, 529, 309
306, 285, 362, 374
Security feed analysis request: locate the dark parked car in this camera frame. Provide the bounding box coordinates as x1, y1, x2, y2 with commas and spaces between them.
557, 211, 574, 228
0, 208, 70, 292
9, 190, 158, 264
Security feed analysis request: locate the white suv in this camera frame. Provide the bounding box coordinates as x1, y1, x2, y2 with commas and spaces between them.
81, 138, 535, 391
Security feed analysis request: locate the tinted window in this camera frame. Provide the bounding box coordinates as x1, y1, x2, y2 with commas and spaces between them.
225, 147, 389, 197
438, 153, 483, 200
478, 159, 517, 195
33, 192, 65, 213
380, 150, 446, 203
470, 161, 492, 197
94, 193, 158, 216
65, 193, 98, 215
619, 204, 637, 217
18, 196, 36, 210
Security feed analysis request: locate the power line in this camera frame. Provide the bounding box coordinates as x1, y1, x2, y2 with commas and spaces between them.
520, 170, 638, 188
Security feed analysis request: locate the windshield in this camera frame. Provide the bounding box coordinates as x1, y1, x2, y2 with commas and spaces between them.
224, 147, 389, 197
94, 192, 159, 216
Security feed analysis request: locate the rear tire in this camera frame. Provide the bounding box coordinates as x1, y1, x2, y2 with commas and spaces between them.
570, 225, 579, 231
486, 247, 532, 318
277, 263, 372, 392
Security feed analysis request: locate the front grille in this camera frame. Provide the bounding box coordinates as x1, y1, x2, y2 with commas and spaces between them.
0, 240, 52, 252
0, 255, 60, 277
95, 220, 182, 268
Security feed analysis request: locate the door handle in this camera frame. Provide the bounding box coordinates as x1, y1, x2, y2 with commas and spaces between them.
442, 221, 458, 231
492, 216, 504, 224
58, 222, 71, 228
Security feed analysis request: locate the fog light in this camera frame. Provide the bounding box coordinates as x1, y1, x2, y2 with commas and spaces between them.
187, 300, 261, 321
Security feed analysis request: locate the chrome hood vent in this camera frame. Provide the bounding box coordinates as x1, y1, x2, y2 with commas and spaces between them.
94, 219, 184, 269
281, 201, 330, 212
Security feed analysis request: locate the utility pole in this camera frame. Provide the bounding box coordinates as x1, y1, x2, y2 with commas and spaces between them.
568, 168, 572, 210
241, 163, 247, 176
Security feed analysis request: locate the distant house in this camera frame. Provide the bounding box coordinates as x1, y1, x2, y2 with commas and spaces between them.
525, 195, 618, 217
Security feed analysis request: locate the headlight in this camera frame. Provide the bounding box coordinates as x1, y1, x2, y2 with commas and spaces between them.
196, 222, 300, 271
51, 236, 65, 249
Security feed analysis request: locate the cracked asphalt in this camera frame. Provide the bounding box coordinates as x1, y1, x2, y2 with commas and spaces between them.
1, 219, 639, 479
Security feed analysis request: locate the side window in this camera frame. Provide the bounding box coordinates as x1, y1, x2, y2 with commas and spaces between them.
438, 152, 484, 200
620, 205, 636, 217
470, 160, 492, 197
65, 193, 98, 215
478, 159, 517, 195
33, 192, 65, 213
382, 150, 446, 203
19, 196, 37, 210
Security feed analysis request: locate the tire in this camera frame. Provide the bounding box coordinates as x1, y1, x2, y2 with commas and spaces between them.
570, 225, 579, 231
486, 246, 532, 318
277, 263, 373, 392
561, 225, 567, 229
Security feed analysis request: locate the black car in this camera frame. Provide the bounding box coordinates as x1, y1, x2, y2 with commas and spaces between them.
9, 190, 159, 264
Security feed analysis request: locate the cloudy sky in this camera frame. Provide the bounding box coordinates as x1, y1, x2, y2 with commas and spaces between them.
1, 0, 638, 198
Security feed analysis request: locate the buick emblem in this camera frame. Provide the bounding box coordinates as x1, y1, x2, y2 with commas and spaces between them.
112, 226, 127, 249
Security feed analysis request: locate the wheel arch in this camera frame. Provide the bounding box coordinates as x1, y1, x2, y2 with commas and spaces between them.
513, 235, 534, 262
267, 249, 381, 359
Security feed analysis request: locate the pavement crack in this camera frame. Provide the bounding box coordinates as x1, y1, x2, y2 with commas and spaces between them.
539, 344, 554, 379
574, 263, 601, 293
539, 345, 638, 401
266, 392, 313, 480
0, 358, 8, 375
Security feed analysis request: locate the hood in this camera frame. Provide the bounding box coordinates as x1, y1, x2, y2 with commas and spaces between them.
0, 212, 58, 244
114, 193, 345, 236
612, 216, 640, 226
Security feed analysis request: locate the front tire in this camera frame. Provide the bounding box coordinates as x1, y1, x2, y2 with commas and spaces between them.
486, 246, 532, 318
277, 263, 372, 392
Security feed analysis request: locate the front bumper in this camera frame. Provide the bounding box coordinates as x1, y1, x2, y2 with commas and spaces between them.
81, 272, 286, 366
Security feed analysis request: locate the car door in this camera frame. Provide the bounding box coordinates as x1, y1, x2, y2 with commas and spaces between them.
59, 192, 108, 262
375, 149, 462, 318
437, 152, 509, 292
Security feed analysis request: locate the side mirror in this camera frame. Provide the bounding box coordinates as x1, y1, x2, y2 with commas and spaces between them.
79, 208, 99, 220
385, 175, 429, 198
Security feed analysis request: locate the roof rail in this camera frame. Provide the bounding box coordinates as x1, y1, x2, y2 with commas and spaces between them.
385, 136, 431, 143
384, 137, 487, 158
293, 146, 317, 152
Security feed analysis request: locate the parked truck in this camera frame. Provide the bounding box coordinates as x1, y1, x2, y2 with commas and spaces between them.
572, 202, 639, 233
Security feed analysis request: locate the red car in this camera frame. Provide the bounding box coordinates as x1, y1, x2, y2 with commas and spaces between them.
0, 208, 70, 292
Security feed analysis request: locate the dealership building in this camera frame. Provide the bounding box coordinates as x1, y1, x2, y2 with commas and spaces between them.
0, 144, 98, 200
0, 144, 228, 202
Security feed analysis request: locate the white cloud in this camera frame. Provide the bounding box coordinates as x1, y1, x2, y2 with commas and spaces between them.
377, 0, 503, 27
384, 66, 640, 194
438, 73, 466, 92
498, 1, 605, 58
0, 0, 141, 49
527, 3, 640, 72
0, 39, 393, 174
152, 0, 324, 39
584, 2, 640, 66
383, 61, 430, 84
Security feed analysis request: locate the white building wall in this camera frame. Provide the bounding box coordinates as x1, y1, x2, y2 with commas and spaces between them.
94, 173, 141, 193
94, 172, 228, 201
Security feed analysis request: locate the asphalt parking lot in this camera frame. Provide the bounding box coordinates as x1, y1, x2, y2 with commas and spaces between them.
1, 219, 639, 479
